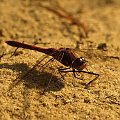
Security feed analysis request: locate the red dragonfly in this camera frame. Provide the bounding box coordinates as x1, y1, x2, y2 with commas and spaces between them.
6, 41, 99, 91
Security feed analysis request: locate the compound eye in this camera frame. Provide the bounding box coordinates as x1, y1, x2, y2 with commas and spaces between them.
79, 57, 84, 61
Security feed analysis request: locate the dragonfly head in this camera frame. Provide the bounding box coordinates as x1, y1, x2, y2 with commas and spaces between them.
72, 57, 87, 70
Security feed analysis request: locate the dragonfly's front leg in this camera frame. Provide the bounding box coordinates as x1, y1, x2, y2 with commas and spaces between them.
73, 70, 99, 88
58, 68, 99, 88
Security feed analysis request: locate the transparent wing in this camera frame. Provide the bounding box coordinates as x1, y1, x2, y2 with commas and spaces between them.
7, 54, 50, 92
7, 50, 65, 93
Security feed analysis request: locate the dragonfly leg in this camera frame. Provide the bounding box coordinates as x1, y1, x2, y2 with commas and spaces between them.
58, 67, 71, 80
58, 68, 99, 88
74, 70, 99, 88
72, 68, 83, 79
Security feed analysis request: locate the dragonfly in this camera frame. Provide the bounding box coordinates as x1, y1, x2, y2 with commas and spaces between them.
6, 40, 99, 91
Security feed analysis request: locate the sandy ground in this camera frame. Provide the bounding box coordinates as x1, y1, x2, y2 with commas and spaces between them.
0, 0, 120, 120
